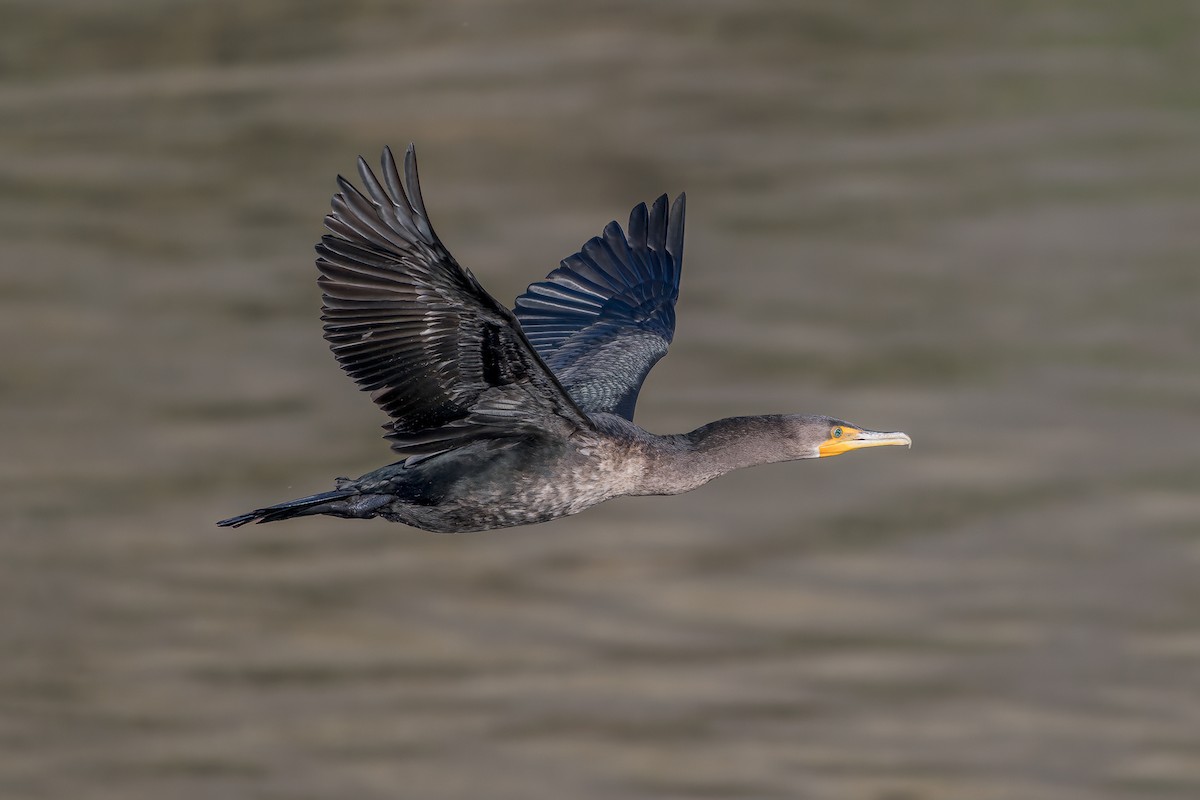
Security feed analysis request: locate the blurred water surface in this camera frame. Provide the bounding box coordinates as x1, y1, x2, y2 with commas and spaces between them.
3, 2, 1200, 798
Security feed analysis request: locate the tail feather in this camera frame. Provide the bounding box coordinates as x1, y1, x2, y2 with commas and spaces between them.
216, 488, 359, 528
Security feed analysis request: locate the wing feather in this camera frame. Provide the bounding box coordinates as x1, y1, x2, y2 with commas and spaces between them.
317, 145, 593, 459
513, 193, 685, 420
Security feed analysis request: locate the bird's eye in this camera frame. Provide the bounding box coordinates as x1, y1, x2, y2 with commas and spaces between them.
832, 426, 843, 439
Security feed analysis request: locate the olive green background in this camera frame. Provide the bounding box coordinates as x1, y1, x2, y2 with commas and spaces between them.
3, 2, 1199, 798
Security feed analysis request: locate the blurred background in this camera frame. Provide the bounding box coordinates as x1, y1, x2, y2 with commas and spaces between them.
3, 1, 1200, 798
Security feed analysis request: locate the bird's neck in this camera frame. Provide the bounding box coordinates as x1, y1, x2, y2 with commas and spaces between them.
636, 415, 803, 496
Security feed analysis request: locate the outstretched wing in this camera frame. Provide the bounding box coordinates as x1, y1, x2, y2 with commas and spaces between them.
316, 145, 594, 460
513, 193, 685, 421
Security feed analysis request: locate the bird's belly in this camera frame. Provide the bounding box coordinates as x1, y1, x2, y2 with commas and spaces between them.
379, 444, 642, 533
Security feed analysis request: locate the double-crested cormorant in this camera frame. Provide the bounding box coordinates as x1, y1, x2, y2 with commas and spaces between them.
218, 146, 911, 533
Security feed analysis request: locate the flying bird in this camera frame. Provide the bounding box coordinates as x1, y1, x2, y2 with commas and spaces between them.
218, 145, 911, 532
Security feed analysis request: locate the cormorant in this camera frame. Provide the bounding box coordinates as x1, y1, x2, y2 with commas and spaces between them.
217, 146, 911, 533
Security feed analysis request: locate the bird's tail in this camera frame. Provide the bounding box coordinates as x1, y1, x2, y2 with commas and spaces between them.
216, 488, 361, 528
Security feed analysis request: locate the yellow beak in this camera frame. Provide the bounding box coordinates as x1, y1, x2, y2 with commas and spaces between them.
818, 428, 912, 458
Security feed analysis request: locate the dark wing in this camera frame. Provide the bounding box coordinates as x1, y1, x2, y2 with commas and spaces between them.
316, 145, 594, 460
513, 193, 685, 420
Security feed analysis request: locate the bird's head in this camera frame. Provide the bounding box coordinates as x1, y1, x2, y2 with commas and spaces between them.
783, 414, 912, 459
